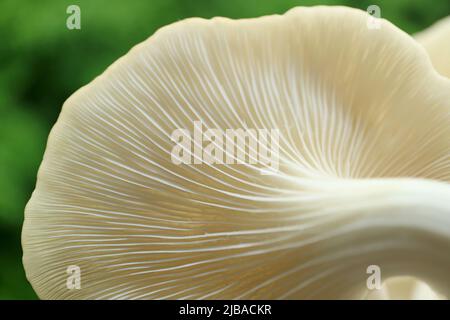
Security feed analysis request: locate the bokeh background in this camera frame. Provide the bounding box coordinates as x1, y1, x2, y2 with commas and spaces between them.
0, 0, 449, 299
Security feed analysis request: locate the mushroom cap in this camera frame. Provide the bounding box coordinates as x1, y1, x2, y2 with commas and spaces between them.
23, 6, 450, 299
415, 16, 450, 78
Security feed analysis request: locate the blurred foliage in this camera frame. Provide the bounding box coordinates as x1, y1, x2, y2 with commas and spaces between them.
0, 0, 448, 300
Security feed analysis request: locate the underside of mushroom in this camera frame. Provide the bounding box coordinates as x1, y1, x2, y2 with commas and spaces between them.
415, 16, 450, 78
22, 6, 450, 299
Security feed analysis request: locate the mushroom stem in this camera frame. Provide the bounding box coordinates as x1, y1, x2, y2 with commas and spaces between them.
307, 178, 450, 299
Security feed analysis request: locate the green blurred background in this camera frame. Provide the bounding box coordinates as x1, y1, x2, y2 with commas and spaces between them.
0, 0, 448, 299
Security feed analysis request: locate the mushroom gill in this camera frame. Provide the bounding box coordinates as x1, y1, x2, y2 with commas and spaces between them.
415, 16, 450, 78
22, 6, 450, 299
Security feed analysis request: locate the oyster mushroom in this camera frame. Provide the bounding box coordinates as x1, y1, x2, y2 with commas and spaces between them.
365, 276, 446, 300
415, 16, 450, 78
22, 6, 450, 300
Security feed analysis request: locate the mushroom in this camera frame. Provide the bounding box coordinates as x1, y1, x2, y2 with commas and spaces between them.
365, 276, 446, 300
415, 16, 450, 78
22, 6, 450, 299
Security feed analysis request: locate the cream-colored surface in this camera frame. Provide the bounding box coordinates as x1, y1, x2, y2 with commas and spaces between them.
415, 16, 450, 78
392, 18, 450, 298
366, 276, 445, 300
22, 7, 450, 299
